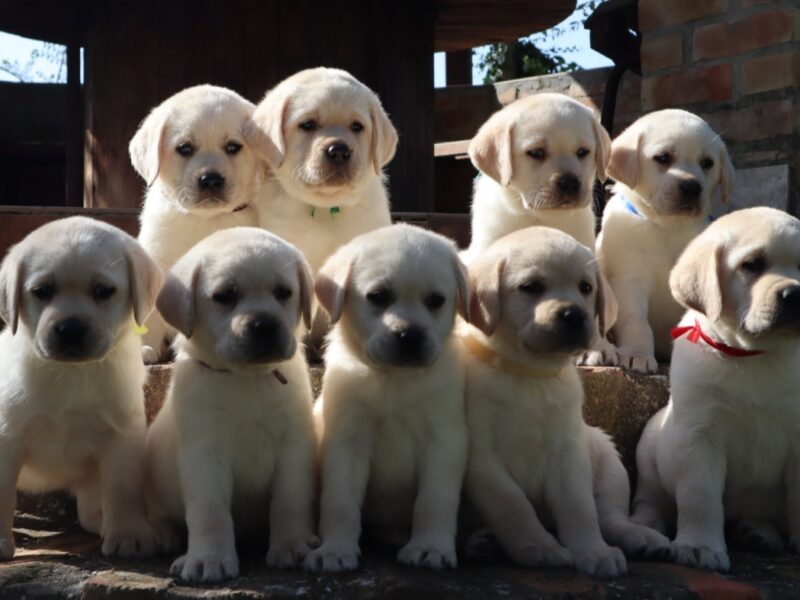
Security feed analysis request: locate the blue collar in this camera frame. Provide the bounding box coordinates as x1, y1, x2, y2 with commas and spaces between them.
615, 192, 715, 223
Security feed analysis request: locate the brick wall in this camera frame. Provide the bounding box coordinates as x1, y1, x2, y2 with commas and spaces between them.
639, 0, 800, 213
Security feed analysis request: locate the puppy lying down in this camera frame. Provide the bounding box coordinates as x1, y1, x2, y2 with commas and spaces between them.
305, 224, 470, 573
0, 217, 163, 560
146, 227, 317, 582
462, 227, 668, 577
633, 207, 800, 572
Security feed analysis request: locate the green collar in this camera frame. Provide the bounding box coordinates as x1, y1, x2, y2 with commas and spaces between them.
310, 206, 341, 218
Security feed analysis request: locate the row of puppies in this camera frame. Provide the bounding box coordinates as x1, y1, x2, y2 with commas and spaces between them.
5, 207, 794, 582
132, 68, 398, 361
465, 94, 734, 373
0, 216, 665, 581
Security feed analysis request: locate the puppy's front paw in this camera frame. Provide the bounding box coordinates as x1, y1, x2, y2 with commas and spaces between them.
610, 522, 671, 559
0, 534, 15, 561
397, 537, 457, 570
671, 542, 730, 571
571, 543, 627, 578
171, 552, 240, 583
578, 337, 619, 367
142, 345, 159, 365
508, 541, 572, 568
303, 540, 360, 573
618, 350, 658, 374
102, 520, 158, 558
266, 534, 320, 570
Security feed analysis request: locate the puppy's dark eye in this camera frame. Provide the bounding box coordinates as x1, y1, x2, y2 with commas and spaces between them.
424, 293, 445, 311
579, 281, 593, 295
519, 280, 545, 295
366, 289, 392, 308
527, 148, 546, 161
176, 142, 194, 157
225, 141, 243, 155
92, 283, 116, 301
351, 121, 364, 133
700, 157, 714, 170
740, 256, 766, 275
299, 119, 318, 132
576, 147, 590, 159
212, 286, 239, 306
31, 283, 54, 302
274, 285, 292, 302
653, 152, 672, 166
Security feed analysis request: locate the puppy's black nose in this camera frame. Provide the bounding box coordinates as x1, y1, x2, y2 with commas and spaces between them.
248, 314, 280, 341
679, 179, 702, 199
556, 173, 581, 196
198, 171, 225, 190
54, 317, 88, 344
557, 306, 586, 327
395, 326, 426, 351
326, 142, 352, 164
778, 286, 800, 309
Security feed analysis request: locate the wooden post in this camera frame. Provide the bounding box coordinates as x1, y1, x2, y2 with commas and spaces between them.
65, 41, 83, 207
446, 49, 472, 86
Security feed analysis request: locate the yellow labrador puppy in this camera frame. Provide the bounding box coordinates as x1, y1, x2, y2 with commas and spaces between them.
247, 67, 397, 274
597, 109, 734, 373
464, 93, 611, 263
305, 224, 470, 573
146, 228, 317, 582
633, 207, 800, 572
130, 85, 261, 362
0, 217, 162, 560
462, 227, 669, 577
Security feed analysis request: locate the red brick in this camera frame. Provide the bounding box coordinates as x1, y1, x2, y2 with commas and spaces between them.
640, 0, 728, 32
741, 52, 800, 95
642, 32, 683, 71
642, 64, 732, 110
693, 10, 799, 61
702, 99, 795, 143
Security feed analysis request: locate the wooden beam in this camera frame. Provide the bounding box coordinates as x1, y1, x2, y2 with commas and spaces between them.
445, 49, 472, 86
65, 41, 83, 207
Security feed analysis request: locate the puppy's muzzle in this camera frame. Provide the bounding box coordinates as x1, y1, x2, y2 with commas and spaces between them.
47, 316, 95, 361
773, 285, 800, 328
242, 313, 292, 362
383, 324, 431, 367
556, 173, 581, 198
197, 171, 226, 194
325, 142, 352, 164
670, 178, 703, 214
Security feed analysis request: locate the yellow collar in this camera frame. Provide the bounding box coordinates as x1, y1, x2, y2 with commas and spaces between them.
460, 333, 564, 378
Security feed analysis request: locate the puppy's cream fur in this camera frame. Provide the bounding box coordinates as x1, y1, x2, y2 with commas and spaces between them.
633, 207, 800, 571
248, 68, 397, 274
0, 217, 162, 560
304, 224, 469, 573
463, 227, 668, 578
597, 109, 734, 372
131, 85, 260, 361
146, 228, 317, 583
464, 93, 611, 263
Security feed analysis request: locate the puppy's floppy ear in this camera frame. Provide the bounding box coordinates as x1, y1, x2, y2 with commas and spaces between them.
670, 239, 724, 322
129, 105, 169, 186
453, 255, 471, 322
369, 98, 399, 174
315, 248, 354, 325
125, 241, 164, 327
0, 244, 24, 335
295, 256, 314, 330
157, 260, 200, 338
468, 255, 505, 336
592, 116, 612, 182
717, 144, 735, 204
469, 116, 514, 187
607, 123, 641, 188
595, 271, 618, 337
250, 90, 290, 168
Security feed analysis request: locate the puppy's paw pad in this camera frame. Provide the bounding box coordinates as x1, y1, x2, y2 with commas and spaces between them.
619, 352, 658, 374
397, 540, 457, 570
572, 544, 627, 578
170, 553, 240, 583
102, 523, 158, 558
0, 536, 15, 561
671, 542, 730, 572
303, 542, 360, 574
266, 536, 319, 569
511, 542, 572, 568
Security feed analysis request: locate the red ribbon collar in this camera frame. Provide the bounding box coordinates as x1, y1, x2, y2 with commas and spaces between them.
671, 320, 764, 358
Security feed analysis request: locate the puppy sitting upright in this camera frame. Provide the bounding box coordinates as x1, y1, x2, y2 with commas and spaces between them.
462, 227, 668, 578
597, 109, 734, 372
633, 207, 800, 572
247, 68, 397, 274
463, 93, 611, 263
131, 85, 261, 361
146, 228, 318, 583
0, 217, 162, 560
304, 225, 470, 573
